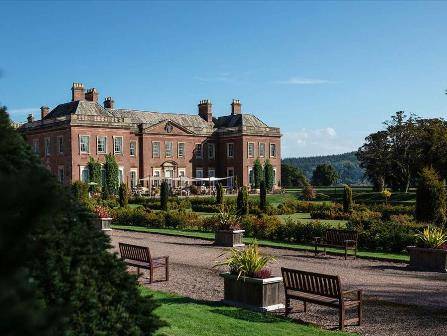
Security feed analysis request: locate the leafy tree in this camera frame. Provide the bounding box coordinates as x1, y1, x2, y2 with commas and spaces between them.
0, 106, 163, 335
281, 163, 307, 187
237, 186, 249, 216
103, 154, 119, 197
343, 184, 353, 212
311, 164, 338, 186
119, 183, 129, 207
259, 180, 267, 211
71, 180, 89, 203
87, 156, 102, 192
263, 159, 274, 192
216, 183, 224, 205
253, 158, 263, 189
160, 180, 169, 211
415, 167, 446, 225
357, 131, 390, 191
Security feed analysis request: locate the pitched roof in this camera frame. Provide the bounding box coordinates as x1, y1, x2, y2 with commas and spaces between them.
214, 114, 268, 128
44, 101, 112, 119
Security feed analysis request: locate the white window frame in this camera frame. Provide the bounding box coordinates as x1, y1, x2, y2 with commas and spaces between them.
33, 138, 39, 154
79, 135, 90, 154
97, 136, 107, 154
57, 136, 64, 155
165, 141, 173, 158
248, 166, 254, 186
129, 140, 137, 157
227, 143, 234, 158
44, 137, 51, 156
58, 165, 65, 184
118, 166, 124, 185
270, 143, 276, 158
152, 168, 161, 187
79, 165, 89, 182
178, 168, 186, 177
207, 143, 215, 160
113, 136, 123, 155
226, 167, 234, 187
178, 142, 185, 158
195, 168, 203, 178
195, 143, 203, 159
247, 142, 255, 158
273, 167, 277, 186
259, 143, 266, 158
152, 141, 160, 158
208, 168, 215, 178
130, 168, 138, 189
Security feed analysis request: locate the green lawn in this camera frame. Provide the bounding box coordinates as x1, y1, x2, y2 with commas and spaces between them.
112, 225, 409, 262
142, 288, 351, 336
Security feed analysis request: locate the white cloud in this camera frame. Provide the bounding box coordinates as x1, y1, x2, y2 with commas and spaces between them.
275, 77, 335, 85
7, 107, 40, 122
282, 127, 359, 157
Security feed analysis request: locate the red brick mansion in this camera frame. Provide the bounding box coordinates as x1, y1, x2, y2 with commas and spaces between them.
19, 83, 281, 189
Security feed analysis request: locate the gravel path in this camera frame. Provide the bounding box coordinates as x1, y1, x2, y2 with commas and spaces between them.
109, 230, 447, 336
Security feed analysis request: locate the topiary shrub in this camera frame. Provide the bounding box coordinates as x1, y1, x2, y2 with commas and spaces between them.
416, 167, 446, 225
216, 183, 224, 205
237, 186, 249, 216
260, 180, 267, 211
71, 181, 89, 203
253, 158, 263, 189
263, 159, 274, 192
0, 107, 163, 335
343, 184, 353, 213
160, 180, 169, 211
302, 183, 316, 200
119, 183, 129, 207
103, 154, 119, 197
87, 156, 102, 193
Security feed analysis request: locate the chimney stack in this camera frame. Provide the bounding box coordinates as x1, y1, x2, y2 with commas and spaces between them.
40, 106, 49, 120
198, 99, 213, 122
27, 113, 34, 123
85, 88, 99, 102
71, 82, 85, 101
231, 99, 241, 115
103, 96, 115, 109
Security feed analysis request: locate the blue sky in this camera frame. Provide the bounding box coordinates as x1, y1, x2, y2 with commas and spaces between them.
1, 1, 447, 157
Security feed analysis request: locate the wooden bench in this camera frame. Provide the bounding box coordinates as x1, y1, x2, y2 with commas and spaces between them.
314, 229, 358, 260
119, 243, 169, 283
281, 267, 362, 330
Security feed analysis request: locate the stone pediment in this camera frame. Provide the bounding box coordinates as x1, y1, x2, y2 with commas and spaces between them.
142, 120, 195, 135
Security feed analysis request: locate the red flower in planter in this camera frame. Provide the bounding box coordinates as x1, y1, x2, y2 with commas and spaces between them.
94, 205, 111, 219
252, 268, 272, 279
439, 243, 447, 251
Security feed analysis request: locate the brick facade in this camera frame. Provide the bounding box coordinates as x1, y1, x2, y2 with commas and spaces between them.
19, 83, 281, 188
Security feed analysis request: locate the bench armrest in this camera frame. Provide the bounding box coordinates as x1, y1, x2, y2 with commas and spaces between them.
342, 289, 362, 300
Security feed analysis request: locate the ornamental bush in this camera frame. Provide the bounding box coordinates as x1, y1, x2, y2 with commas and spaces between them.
302, 184, 316, 200
0, 107, 163, 335
260, 180, 267, 211
237, 186, 249, 216
343, 184, 353, 212
87, 156, 102, 192
253, 158, 263, 189
264, 159, 274, 191
416, 167, 446, 225
119, 183, 129, 207
103, 154, 119, 197
160, 180, 169, 211
216, 183, 224, 205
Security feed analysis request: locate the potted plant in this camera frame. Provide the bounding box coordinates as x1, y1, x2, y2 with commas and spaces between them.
93, 205, 113, 231
216, 242, 284, 311
407, 226, 447, 272
214, 206, 245, 247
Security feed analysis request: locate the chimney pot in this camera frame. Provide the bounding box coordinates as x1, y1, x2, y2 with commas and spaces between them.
40, 106, 49, 120
103, 96, 115, 109
71, 82, 85, 101
231, 99, 241, 115
27, 113, 34, 123
198, 99, 213, 122
85, 88, 99, 102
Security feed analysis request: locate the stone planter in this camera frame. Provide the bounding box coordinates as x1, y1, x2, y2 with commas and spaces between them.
407, 246, 447, 272
95, 217, 113, 231
220, 272, 284, 312
215, 230, 245, 247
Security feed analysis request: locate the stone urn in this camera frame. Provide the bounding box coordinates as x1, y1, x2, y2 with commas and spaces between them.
407, 246, 447, 272
220, 272, 284, 312
215, 230, 245, 247
96, 217, 113, 231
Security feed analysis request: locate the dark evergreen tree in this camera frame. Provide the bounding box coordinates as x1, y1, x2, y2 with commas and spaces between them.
416, 167, 446, 225
87, 156, 102, 192
119, 183, 129, 207
343, 184, 353, 212
216, 183, 224, 205
160, 180, 169, 211
259, 180, 267, 211
237, 186, 249, 216
263, 159, 274, 192
103, 154, 119, 197
253, 158, 263, 189
0, 106, 163, 335
71, 180, 89, 203
281, 163, 308, 187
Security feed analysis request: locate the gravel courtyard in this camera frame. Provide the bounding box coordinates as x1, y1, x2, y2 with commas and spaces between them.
109, 230, 447, 336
